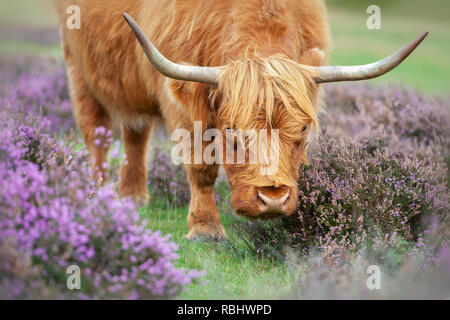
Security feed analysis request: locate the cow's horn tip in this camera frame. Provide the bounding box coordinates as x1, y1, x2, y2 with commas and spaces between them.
123, 12, 131, 21
420, 31, 429, 40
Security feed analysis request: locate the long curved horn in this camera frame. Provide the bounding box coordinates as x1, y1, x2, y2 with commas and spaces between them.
312, 32, 428, 83
123, 13, 221, 84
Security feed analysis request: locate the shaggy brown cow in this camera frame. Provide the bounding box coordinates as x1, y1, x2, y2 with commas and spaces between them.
53, 0, 426, 240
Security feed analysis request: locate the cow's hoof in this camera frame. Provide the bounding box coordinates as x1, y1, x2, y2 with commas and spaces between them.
186, 224, 226, 242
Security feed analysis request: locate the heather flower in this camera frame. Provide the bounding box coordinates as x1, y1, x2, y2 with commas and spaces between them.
234, 83, 449, 267
0, 71, 202, 299
235, 135, 448, 265
0, 55, 73, 133
322, 83, 450, 155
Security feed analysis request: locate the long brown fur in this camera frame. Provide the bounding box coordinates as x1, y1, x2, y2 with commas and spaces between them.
53, 0, 331, 239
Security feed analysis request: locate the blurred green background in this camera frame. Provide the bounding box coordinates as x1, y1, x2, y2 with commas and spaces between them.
0, 0, 449, 95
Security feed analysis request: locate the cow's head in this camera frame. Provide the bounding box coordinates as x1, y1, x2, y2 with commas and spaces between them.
123, 13, 427, 219
210, 56, 319, 219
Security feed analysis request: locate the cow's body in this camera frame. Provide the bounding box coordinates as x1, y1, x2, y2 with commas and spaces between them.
53, 0, 330, 239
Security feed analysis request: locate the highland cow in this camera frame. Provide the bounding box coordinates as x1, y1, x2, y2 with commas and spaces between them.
53, 0, 427, 240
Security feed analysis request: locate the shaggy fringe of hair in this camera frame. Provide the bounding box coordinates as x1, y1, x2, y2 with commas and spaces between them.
214, 54, 319, 133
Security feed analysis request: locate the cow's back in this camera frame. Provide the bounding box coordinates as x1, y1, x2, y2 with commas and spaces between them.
54, 0, 157, 117
53, 0, 330, 118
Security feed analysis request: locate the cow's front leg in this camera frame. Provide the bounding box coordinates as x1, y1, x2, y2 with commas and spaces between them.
185, 164, 226, 241
119, 120, 153, 207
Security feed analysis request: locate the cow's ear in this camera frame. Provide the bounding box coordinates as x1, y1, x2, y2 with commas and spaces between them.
166, 79, 212, 126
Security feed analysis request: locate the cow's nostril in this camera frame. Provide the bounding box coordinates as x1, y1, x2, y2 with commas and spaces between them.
257, 193, 267, 206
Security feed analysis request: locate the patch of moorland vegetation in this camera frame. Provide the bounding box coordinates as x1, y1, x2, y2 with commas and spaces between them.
234, 135, 447, 261
0, 57, 203, 299
1, 55, 448, 298
230, 84, 449, 296
0, 54, 73, 133
141, 82, 450, 297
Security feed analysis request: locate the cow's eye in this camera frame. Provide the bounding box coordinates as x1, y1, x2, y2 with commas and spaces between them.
302, 125, 307, 132
234, 141, 239, 151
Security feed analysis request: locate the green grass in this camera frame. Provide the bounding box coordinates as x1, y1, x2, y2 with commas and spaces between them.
139, 199, 293, 299
0, 40, 61, 56
327, 5, 450, 95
